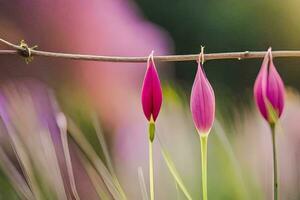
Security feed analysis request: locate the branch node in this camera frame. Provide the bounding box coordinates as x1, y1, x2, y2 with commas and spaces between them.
238, 51, 250, 60
18, 40, 38, 64
198, 46, 205, 64
244, 51, 250, 57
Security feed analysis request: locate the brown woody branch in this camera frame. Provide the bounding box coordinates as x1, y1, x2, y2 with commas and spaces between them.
1, 38, 300, 63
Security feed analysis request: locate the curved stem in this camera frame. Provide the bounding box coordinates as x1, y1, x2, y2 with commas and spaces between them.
200, 135, 208, 200
270, 124, 278, 200
149, 140, 154, 200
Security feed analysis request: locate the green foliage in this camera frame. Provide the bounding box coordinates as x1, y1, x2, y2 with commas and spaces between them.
136, 0, 300, 101
0, 170, 19, 200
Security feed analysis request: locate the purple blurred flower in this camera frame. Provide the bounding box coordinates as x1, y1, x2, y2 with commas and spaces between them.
254, 48, 285, 123
190, 62, 215, 134
141, 52, 162, 122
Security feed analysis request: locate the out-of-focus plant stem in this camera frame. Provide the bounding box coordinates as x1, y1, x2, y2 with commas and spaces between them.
67, 118, 123, 200
160, 147, 193, 200
270, 123, 278, 200
138, 167, 149, 200
92, 114, 127, 200
200, 134, 208, 200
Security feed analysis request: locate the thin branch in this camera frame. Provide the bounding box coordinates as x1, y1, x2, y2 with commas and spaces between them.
1, 38, 300, 63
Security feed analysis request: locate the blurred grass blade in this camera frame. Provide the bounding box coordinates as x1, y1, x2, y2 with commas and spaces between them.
58, 113, 80, 200
175, 182, 180, 200
0, 146, 34, 200
137, 167, 149, 200
91, 113, 127, 200
39, 129, 69, 200
67, 117, 123, 200
61, 133, 80, 200
6, 124, 44, 200
159, 142, 192, 200
5, 91, 68, 200
213, 120, 250, 199
79, 149, 113, 200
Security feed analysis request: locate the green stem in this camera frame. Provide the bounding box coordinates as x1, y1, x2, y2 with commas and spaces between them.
148, 121, 155, 200
270, 124, 278, 200
149, 140, 154, 200
200, 135, 208, 200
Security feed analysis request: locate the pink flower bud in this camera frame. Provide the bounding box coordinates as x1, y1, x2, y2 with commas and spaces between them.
254, 48, 285, 123
141, 52, 162, 122
190, 62, 215, 134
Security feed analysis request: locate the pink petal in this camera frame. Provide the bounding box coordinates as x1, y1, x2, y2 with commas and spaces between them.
190, 62, 215, 134
254, 49, 270, 120
254, 48, 285, 122
141, 53, 162, 121
267, 59, 285, 117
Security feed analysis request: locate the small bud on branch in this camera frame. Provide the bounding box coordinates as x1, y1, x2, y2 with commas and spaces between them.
254, 47, 285, 124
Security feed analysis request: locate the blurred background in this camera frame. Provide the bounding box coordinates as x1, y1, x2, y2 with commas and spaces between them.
0, 0, 299, 199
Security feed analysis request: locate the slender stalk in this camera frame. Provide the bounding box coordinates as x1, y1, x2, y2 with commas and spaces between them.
148, 121, 155, 200
149, 140, 154, 200
2, 38, 300, 63
270, 123, 278, 200
200, 135, 208, 200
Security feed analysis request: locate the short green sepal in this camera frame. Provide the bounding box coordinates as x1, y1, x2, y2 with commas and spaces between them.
148, 121, 155, 143
266, 100, 279, 124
